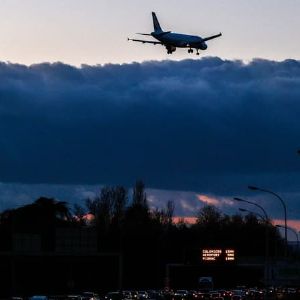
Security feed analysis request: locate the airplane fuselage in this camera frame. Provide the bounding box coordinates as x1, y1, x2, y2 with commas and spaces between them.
152, 32, 207, 50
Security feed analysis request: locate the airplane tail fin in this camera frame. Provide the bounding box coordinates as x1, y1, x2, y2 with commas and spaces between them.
152, 12, 163, 33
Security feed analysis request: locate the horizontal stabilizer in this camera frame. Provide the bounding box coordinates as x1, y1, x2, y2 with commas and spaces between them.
136, 33, 152, 36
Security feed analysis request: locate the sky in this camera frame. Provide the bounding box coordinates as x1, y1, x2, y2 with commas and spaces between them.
0, 0, 299, 65
0, 1, 300, 239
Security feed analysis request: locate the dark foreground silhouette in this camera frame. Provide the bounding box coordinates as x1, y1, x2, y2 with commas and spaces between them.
0, 181, 288, 297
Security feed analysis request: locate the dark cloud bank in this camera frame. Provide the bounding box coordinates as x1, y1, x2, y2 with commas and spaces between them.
1, 57, 300, 197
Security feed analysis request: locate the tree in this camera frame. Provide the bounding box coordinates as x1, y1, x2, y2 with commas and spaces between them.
195, 205, 222, 225
132, 180, 148, 209
111, 186, 128, 228
72, 203, 87, 226
85, 186, 128, 231
165, 200, 175, 226
125, 181, 150, 231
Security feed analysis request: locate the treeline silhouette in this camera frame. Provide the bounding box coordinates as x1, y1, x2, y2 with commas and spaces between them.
0, 181, 285, 291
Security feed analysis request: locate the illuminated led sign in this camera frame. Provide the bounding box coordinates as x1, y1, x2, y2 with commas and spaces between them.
225, 249, 235, 261
202, 249, 235, 262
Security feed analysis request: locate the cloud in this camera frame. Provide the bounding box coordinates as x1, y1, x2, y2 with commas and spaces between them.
1, 181, 300, 227
196, 194, 235, 212
1, 57, 300, 202
143, 189, 202, 216
0, 182, 99, 210
197, 194, 221, 206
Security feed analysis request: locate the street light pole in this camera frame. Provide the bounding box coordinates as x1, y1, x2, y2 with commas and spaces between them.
248, 186, 288, 258
234, 197, 271, 286
276, 225, 298, 242
276, 225, 299, 253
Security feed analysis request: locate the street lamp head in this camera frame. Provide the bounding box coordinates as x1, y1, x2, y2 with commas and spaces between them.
239, 208, 247, 212
248, 185, 259, 191
276, 225, 283, 228
233, 197, 243, 202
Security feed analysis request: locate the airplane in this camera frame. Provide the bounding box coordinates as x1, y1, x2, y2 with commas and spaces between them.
128, 12, 222, 55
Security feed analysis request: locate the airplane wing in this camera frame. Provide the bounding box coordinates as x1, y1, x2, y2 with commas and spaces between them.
202, 33, 222, 42
127, 38, 163, 45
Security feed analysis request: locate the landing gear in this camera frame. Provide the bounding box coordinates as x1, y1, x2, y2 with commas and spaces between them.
190, 48, 200, 55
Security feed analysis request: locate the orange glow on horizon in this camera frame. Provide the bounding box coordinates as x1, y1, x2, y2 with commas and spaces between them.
173, 216, 197, 224
80, 213, 300, 233
84, 213, 95, 221
273, 219, 300, 231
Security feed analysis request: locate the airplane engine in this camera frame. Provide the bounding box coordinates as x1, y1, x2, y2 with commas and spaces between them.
166, 45, 176, 54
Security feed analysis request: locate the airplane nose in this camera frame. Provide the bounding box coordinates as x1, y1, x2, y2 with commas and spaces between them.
200, 43, 207, 50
